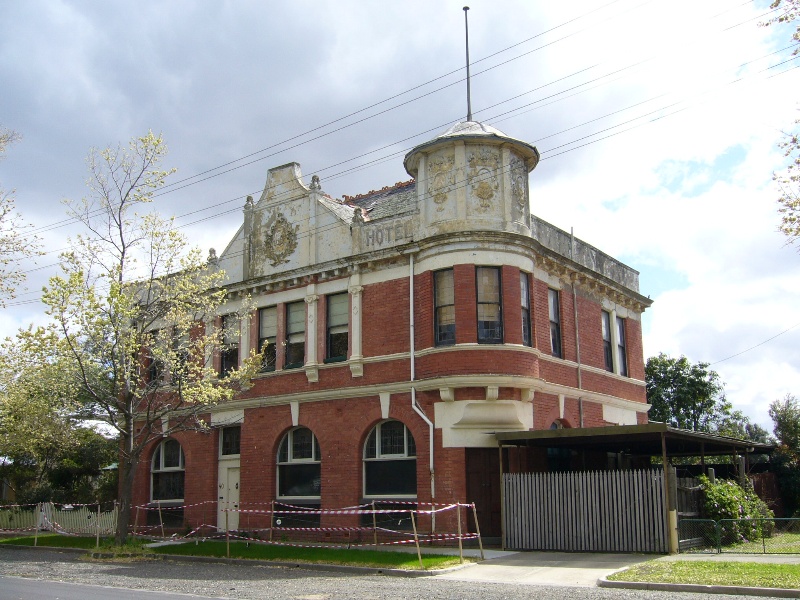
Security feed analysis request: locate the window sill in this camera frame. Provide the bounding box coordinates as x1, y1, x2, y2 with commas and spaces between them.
323, 356, 347, 364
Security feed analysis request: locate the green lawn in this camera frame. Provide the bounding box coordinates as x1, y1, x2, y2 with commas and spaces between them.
725, 532, 800, 554
0, 535, 465, 570
609, 560, 800, 589
151, 540, 466, 570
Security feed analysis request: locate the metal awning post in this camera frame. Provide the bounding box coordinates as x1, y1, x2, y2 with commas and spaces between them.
499, 443, 505, 550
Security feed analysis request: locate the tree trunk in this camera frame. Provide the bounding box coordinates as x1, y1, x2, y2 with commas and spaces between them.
115, 454, 138, 545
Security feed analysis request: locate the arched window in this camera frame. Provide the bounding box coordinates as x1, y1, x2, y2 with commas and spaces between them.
277, 427, 321, 498
151, 439, 185, 502
363, 420, 416, 497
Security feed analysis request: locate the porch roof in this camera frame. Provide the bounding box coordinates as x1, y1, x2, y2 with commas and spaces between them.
495, 423, 774, 458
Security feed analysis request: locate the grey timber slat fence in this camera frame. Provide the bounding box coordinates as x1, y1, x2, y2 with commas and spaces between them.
503, 469, 667, 553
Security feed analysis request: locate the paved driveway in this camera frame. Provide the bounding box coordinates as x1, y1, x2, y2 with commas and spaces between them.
435, 550, 654, 587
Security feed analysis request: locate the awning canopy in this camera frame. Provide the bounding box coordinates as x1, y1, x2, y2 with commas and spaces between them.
495, 423, 774, 458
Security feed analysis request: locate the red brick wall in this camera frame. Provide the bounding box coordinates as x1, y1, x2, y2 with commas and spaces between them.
454, 264, 477, 344
362, 279, 409, 357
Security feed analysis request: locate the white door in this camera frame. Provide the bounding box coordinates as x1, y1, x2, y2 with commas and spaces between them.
217, 465, 240, 531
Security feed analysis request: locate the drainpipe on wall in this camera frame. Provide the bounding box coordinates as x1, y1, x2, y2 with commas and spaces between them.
408, 252, 435, 529
571, 254, 584, 427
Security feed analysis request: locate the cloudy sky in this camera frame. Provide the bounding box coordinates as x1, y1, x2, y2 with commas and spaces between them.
1, 0, 798, 429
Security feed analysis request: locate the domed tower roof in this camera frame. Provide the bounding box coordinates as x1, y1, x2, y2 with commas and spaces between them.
404, 120, 540, 178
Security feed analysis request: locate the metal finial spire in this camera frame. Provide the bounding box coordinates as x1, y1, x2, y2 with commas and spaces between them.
463, 6, 472, 122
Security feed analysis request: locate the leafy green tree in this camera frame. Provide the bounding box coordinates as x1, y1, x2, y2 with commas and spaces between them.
41, 132, 261, 543
645, 353, 764, 441
646, 353, 725, 432
769, 394, 800, 514
0, 126, 41, 305
761, 2, 800, 245
0, 327, 115, 504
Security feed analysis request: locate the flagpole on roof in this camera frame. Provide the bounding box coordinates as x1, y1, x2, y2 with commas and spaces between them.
463, 6, 472, 122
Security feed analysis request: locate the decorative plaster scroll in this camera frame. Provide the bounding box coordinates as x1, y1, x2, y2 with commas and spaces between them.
467, 148, 500, 212
264, 211, 299, 266
510, 154, 529, 222
486, 386, 499, 401
427, 150, 455, 211
439, 387, 454, 402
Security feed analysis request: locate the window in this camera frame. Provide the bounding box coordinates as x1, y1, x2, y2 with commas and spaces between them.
219, 315, 239, 377
548, 289, 562, 358
146, 329, 165, 383
363, 420, 417, 497
285, 302, 306, 369
616, 316, 628, 377
277, 427, 321, 498
520, 272, 531, 347
151, 439, 185, 502
602, 311, 613, 372
258, 307, 277, 372
326, 293, 349, 362
221, 426, 241, 456
434, 269, 455, 346
476, 267, 502, 344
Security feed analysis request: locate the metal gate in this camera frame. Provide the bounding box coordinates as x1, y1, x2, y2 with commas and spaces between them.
503, 469, 667, 553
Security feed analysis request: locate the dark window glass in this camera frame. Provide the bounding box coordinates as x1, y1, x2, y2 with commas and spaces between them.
277, 428, 321, 498
151, 439, 185, 502
364, 460, 417, 496
221, 426, 241, 456
147, 329, 165, 383
163, 439, 181, 468
476, 267, 502, 344
278, 463, 321, 497
326, 293, 349, 361
616, 316, 628, 377
602, 311, 613, 372
219, 315, 239, 377
258, 307, 277, 372
364, 420, 416, 497
520, 272, 531, 347
285, 302, 305, 369
359, 502, 416, 531
152, 472, 185, 501
548, 289, 562, 358
434, 269, 455, 346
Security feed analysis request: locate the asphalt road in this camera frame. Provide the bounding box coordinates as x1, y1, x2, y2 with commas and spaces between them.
0, 547, 788, 600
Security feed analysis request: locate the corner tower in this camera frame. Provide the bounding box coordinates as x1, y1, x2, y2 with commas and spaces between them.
403, 120, 540, 236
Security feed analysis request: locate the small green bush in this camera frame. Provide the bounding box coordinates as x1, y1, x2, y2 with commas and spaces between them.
698, 476, 774, 544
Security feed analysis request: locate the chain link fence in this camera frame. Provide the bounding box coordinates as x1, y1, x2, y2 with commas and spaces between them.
679, 518, 800, 554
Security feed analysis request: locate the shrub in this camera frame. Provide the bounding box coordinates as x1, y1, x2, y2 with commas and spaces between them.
698, 475, 775, 544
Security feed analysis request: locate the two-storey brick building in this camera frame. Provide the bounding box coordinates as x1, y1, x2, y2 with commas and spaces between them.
132, 119, 652, 538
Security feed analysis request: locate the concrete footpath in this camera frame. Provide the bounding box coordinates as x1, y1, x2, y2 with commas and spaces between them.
436, 548, 800, 595
433, 549, 652, 587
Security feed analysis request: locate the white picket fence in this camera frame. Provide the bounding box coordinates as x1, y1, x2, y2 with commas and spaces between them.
0, 503, 118, 536
503, 469, 667, 553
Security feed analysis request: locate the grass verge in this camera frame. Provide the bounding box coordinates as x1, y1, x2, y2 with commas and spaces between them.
151, 540, 466, 570
609, 560, 800, 589
0, 535, 465, 570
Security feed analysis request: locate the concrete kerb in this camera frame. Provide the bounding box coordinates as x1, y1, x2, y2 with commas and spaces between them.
598, 577, 800, 598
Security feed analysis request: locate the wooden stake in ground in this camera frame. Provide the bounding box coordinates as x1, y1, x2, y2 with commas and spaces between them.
33, 503, 40, 547
95, 503, 101, 549
158, 503, 165, 538
372, 500, 378, 548
409, 509, 424, 570
225, 509, 230, 558
471, 502, 484, 560
456, 503, 464, 564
